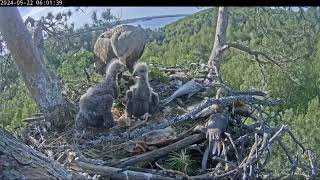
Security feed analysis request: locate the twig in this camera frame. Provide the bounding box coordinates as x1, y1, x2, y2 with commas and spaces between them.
277, 139, 294, 164
245, 134, 258, 165
128, 115, 149, 132
83, 68, 91, 83
225, 132, 240, 165
201, 145, 210, 171
155, 161, 191, 180
229, 90, 267, 97
267, 125, 286, 145
191, 169, 239, 180
23, 116, 45, 122
286, 129, 306, 152
212, 156, 239, 169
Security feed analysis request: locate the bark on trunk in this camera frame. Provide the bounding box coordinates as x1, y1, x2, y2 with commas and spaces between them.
207, 7, 229, 82
0, 7, 74, 128
69, 160, 178, 180
0, 128, 73, 179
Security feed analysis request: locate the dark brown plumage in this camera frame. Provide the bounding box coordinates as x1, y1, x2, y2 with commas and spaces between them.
201, 112, 231, 170
93, 24, 146, 74
206, 113, 230, 156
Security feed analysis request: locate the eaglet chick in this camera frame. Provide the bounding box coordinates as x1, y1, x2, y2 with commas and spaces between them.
75, 60, 127, 131
125, 62, 159, 119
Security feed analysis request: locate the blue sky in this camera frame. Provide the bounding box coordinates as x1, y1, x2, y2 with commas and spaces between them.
17, 7, 305, 29
18, 7, 304, 20
17, 7, 204, 29
18, 7, 203, 19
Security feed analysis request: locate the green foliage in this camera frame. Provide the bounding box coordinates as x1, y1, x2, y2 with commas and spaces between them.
283, 97, 320, 155
57, 49, 103, 100
58, 49, 95, 83
149, 66, 169, 83
142, 8, 215, 67
140, 8, 320, 169
0, 80, 39, 132
263, 97, 320, 177
43, 8, 116, 71
0, 55, 20, 92
164, 149, 198, 175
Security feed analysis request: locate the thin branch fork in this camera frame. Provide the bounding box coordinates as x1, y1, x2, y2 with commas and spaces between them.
241, 123, 316, 177
240, 126, 287, 167
217, 126, 288, 179
193, 124, 287, 180
221, 42, 280, 66
219, 41, 301, 85
241, 124, 318, 179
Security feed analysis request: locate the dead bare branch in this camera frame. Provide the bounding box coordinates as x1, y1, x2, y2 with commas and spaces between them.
117, 133, 205, 168
68, 160, 179, 180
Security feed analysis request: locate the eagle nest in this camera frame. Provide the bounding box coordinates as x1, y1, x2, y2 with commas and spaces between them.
17, 65, 317, 180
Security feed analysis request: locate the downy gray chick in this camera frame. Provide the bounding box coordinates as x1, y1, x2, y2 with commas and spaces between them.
126, 62, 159, 118
75, 60, 127, 130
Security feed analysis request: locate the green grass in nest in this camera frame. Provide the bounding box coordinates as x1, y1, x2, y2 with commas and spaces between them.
163, 149, 199, 175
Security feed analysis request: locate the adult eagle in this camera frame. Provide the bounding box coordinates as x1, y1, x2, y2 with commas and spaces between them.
93, 24, 146, 74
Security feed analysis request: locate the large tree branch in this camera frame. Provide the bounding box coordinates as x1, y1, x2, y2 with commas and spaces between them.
207, 7, 229, 82
224, 42, 280, 66
68, 160, 178, 180
117, 133, 205, 168
0, 7, 74, 129
0, 128, 78, 179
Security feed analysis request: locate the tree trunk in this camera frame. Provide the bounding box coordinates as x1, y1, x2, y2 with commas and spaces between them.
0, 7, 74, 128
0, 128, 73, 179
207, 7, 229, 82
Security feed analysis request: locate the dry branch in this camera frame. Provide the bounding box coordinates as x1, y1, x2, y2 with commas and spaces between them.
228, 90, 267, 97
0, 128, 77, 180
207, 7, 229, 82
225, 42, 280, 66
117, 133, 205, 168
192, 169, 238, 180
307, 150, 318, 178
159, 67, 189, 73
69, 160, 179, 180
